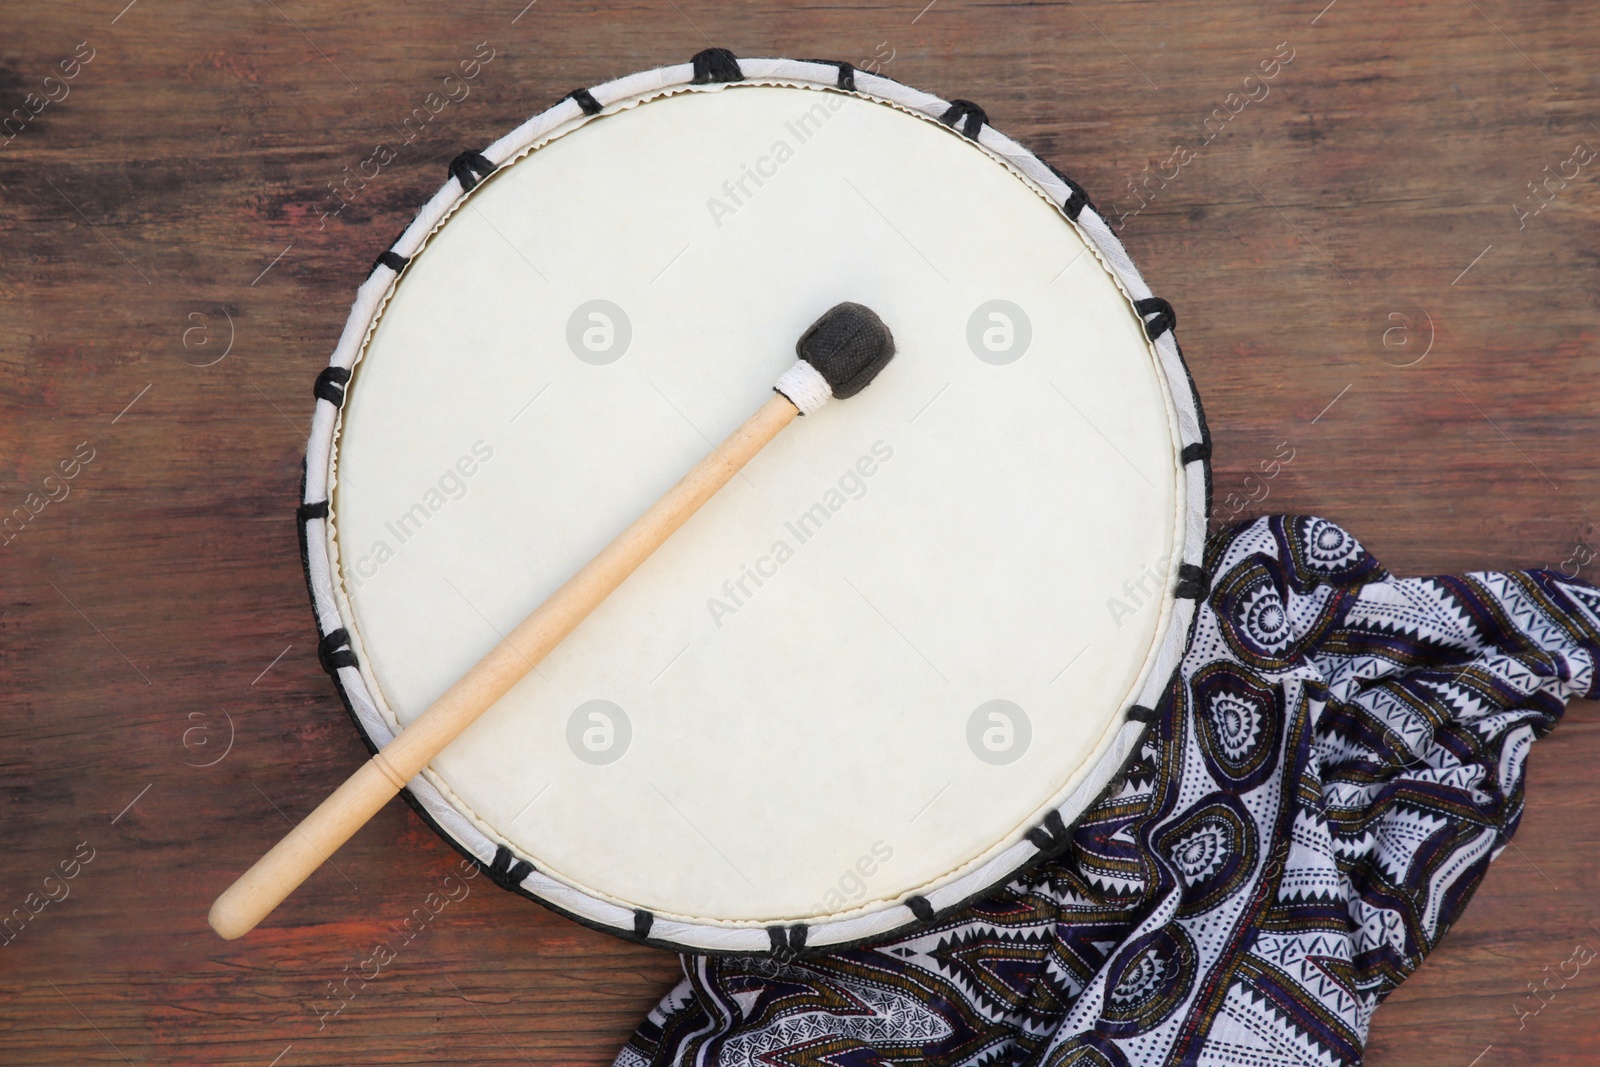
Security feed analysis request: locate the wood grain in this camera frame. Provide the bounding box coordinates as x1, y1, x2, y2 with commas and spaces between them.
0, 1, 1595, 1064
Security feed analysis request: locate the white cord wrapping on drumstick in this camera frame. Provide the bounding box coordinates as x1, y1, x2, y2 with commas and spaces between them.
773, 360, 832, 415
209, 302, 896, 941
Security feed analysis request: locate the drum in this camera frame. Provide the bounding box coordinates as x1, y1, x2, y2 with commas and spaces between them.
300, 50, 1209, 954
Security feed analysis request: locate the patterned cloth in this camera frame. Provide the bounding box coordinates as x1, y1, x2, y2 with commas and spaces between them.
615, 516, 1600, 1067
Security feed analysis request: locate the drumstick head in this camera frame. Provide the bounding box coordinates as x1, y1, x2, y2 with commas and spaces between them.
775, 303, 896, 413
797, 302, 895, 399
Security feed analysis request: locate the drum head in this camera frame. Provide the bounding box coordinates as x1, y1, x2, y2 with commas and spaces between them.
302, 55, 1209, 953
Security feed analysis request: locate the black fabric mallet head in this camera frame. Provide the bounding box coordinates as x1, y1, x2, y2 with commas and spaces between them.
774, 302, 896, 413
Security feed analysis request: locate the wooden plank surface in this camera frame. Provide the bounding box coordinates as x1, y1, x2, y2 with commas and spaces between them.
1, 1, 1596, 1063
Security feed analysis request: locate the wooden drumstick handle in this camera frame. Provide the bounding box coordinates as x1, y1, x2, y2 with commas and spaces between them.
210, 301, 895, 940
209, 394, 800, 940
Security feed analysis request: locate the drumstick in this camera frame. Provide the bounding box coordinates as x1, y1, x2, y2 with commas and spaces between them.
209, 302, 895, 940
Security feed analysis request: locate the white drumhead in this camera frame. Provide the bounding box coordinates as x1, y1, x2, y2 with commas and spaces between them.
304, 58, 1208, 952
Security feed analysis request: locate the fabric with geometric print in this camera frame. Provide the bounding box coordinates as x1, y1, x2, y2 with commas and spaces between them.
614, 515, 1600, 1067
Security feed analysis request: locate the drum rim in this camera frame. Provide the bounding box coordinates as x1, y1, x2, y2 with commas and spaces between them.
297, 50, 1213, 956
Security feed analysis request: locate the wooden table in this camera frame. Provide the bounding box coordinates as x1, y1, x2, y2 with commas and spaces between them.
2, 1, 1595, 1063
